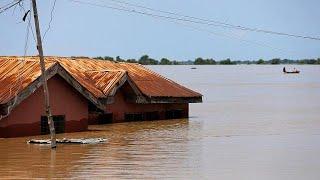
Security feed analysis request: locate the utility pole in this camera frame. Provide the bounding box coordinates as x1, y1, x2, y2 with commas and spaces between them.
31, 0, 56, 148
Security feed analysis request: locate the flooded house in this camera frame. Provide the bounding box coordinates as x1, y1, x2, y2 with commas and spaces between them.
0, 56, 202, 137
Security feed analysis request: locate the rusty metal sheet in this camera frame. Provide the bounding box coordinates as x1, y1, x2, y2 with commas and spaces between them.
85, 71, 126, 96
0, 56, 202, 105
57, 59, 126, 98
0, 57, 55, 104
55, 58, 202, 98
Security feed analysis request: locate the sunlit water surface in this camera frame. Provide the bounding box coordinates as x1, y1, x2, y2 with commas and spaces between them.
0, 65, 319, 179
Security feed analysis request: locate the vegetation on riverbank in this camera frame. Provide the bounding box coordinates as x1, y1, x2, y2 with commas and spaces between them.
94, 55, 320, 65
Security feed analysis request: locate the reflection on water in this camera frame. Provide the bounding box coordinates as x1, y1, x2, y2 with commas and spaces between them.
1, 65, 320, 179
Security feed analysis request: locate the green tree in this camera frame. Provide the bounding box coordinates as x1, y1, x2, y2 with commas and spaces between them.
149, 58, 159, 65
271, 58, 280, 64
138, 55, 149, 65
116, 56, 125, 62
104, 56, 114, 61
194, 57, 205, 65
172, 60, 180, 65
160, 58, 172, 65
257, 59, 265, 64
303, 59, 317, 64
94, 56, 104, 60
219, 58, 235, 65
126, 59, 137, 63
309, 59, 317, 64
206, 58, 216, 65
194, 57, 217, 65
138, 55, 159, 65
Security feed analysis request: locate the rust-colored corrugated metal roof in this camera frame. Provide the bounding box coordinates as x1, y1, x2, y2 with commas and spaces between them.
84, 70, 127, 96
55, 59, 128, 98
0, 57, 55, 104
0, 56, 202, 105
54, 57, 202, 98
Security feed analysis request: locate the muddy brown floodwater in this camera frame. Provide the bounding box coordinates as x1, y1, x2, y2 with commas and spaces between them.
0, 65, 320, 179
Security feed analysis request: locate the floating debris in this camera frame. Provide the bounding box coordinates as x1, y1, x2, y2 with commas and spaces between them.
28, 138, 107, 145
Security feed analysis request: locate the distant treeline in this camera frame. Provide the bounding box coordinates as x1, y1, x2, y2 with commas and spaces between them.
93, 55, 320, 65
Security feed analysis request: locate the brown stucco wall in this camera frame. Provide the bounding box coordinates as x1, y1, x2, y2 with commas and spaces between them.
0, 75, 88, 138
104, 89, 189, 123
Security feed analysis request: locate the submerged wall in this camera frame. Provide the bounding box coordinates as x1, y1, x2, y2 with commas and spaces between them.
0, 75, 88, 138
88, 83, 189, 124
106, 89, 188, 123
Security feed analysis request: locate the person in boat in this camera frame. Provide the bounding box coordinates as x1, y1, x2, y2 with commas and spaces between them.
283, 67, 286, 73
293, 67, 298, 72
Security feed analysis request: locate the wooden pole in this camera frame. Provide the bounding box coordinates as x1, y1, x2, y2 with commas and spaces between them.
31, 0, 56, 148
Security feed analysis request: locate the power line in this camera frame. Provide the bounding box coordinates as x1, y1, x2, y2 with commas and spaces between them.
68, 0, 298, 55
28, 19, 37, 44
43, 0, 57, 41
105, 0, 243, 27
69, 0, 248, 29
0, 0, 23, 14
0, 0, 30, 121
15, 0, 37, 43
105, 0, 320, 41
170, 20, 296, 56
0, 0, 19, 10
0, 1, 16, 9
23, 2, 32, 57
71, 0, 320, 41
109, 0, 291, 54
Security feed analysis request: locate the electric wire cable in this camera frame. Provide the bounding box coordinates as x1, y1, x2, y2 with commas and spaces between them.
104, 0, 320, 41
0, 0, 18, 10
0, 0, 30, 121
0, 0, 23, 14
170, 20, 296, 56
69, 0, 320, 41
43, 0, 57, 41
67, 0, 298, 54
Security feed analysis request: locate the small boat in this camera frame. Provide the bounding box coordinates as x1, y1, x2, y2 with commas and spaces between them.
284, 71, 300, 74
283, 67, 300, 74
191, 67, 197, 69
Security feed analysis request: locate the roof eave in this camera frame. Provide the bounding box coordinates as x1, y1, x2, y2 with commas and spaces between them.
146, 96, 203, 104
0, 62, 107, 118
55, 64, 105, 111
0, 62, 60, 118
